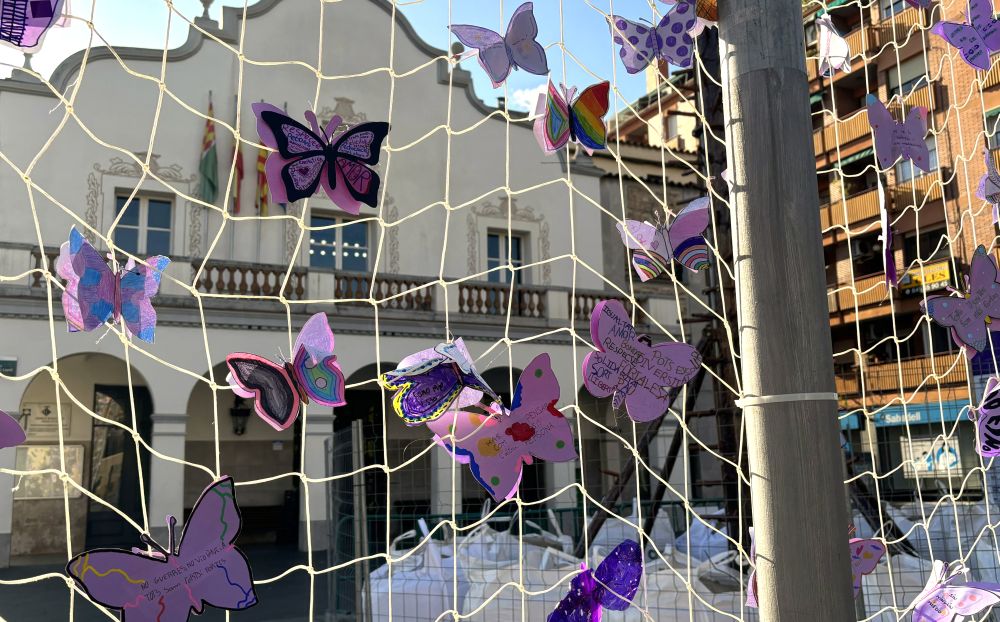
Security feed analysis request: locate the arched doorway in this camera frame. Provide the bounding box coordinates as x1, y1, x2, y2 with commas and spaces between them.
14, 353, 152, 555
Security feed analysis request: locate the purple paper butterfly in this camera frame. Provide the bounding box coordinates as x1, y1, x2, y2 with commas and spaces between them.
609, 2, 699, 74
450, 2, 549, 88
975, 376, 1000, 457
977, 147, 1000, 224
226, 312, 346, 431
582, 299, 701, 422
0, 0, 64, 49
381, 338, 500, 425
0, 410, 25, 450
67, 477, 257, 622
617, 197, 711, 282
425, 353, 577, 502
911, 560, 1000, 621
55, 226, 170, 343
252, 102, 390, 215
931, 0, 1000, 71
658, 0, 715, 36
921, 245, 1000, 358
866, 95, 930, 172
548, 539, 643, 622
878, 178, 897, 286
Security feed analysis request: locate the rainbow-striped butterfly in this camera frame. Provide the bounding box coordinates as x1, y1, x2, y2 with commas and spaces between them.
617, 197, 711, 282
532, 81, 610, 155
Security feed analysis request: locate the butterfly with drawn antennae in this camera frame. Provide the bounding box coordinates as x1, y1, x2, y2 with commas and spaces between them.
252, 102, 390, 216
449, 2, 548, 88
609, 1, 700, 74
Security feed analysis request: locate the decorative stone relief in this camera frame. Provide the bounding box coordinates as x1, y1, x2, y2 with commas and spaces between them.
466, 195, 551, 285
317, 97, 368, 133
383, 194, 399, 273
285, 201, 303, 264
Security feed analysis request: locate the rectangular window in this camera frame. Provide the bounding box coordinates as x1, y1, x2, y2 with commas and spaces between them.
487, 231, 525, 284
880, 0, 909, 18
895, 138, 938, 182
903, 227, 948, 264
987, 110, 1000, 149
886, 56, 927, 99
309, 215, 369, 271
113, 195, 172, 256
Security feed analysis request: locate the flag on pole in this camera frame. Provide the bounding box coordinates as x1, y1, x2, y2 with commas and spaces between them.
198, 98, 218, 204
255, 146, 270, 216
231, 135, 244, 214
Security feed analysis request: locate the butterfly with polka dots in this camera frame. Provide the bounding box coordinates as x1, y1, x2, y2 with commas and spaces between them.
425, 353, 577, 502
609, 0, 701, 74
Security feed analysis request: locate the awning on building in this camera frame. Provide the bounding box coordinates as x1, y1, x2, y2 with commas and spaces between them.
838, 147, 874, 167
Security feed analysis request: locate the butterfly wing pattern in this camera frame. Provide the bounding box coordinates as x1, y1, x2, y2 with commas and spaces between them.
978, 147, 1000, 224
426, 353, 577, 501
931, 0, 1000, 71
0, 410, 25, 450
548, 539, 642, 621
67, 478, 257, 622
534, 81, 609, 155
976, 377, 1000, 457
911, 560, 1000, 621
922, 245, 1000, 356
0, 0, 65, 49
290, 312, 346, 408
867, 95, 929, 172
451, 2, 547, 87
667, 197, 711, 272
610, 1, 698, 74
582, 299, 701, 422
119, 254, 170, 343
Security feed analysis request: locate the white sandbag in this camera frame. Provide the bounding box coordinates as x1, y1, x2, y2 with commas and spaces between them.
591, 500, 676, 559
894, 501, 1000, 584
861, 553, 932, 621
674, 508, 729, 562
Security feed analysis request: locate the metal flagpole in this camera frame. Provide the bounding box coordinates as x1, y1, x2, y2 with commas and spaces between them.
717, 2, 855, 619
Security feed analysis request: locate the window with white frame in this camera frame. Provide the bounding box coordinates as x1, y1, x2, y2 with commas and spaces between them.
895, 137, 938, 182
886, 56, 927, 100
486, 231, 525, 284
113, 194, 172, 256
987, 109, 1000, 149
309, 214, 369, 271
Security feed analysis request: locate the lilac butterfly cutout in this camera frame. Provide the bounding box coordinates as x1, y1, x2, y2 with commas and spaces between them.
582, 299, 701, 422
977, 147, 1000, 225
226, 312, 346, 432
657, 0, 715, 36
450, 2, 548, 88
911, 560, 1000, 621
617, 197, 711, 282
0, 411, 25, 450
931, 0, 1000, 71
67, 477, 257, 621
817, 14, 851, 76
610, 1, 699, 74
921, 245, 1000, 358
0, 0, 65, 49
974, 376, 1000, 457
56, 226, 170, 343
253, 102, 390, 215
866, 95, 930, 172
877, 177, 897, 286
548, 539, 643, 622
746, 527, 885, 608
382, 338, 500, 425
425, 353, 577, 502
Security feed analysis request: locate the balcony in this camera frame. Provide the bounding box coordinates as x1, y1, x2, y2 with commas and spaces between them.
892, 172, 943, 207
835, 273, 889, 312
836, 353, 969, 409
195, 259, 308, 300
825, 187, 881, 229
458, 281, 546, 318
870, 7, 925, 50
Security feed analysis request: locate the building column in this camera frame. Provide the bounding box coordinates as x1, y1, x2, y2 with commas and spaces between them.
148, 413, 186, 545
299, 410, 334, 552
0, 444, 15, 567
430, 440, 461, 516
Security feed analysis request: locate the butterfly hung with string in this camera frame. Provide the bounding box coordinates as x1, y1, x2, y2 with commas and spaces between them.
610, 0, 703, 73
449, 1, 548, 88
533, 80, 610, 155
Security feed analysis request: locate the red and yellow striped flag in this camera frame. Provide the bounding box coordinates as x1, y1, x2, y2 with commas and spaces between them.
231, 139, 244, 214
255, 147, 269, 216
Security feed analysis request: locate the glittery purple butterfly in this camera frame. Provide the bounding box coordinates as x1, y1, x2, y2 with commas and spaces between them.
253, 102, 390, 215
921, 245, 1000, 358
226, 312, 346, 432
67, 477, 257, 622
582, 299, 701, 422
911, 560, 1000, 621
609, 1, 699, 74
548, 539, 643, 622
56, 226, 170, 343
0, 0, 65, 49
866, 95, 930, 172
450, 2, 549, 88
0, 410, 25, 450
425, 353, 577, 502
974, 376, 1000, 458
931, 0, 1000, 71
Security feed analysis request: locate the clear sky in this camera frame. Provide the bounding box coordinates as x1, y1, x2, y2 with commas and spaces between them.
0, 0, 661, 111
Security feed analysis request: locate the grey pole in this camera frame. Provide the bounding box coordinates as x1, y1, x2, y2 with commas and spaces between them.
717, 3, 855, 620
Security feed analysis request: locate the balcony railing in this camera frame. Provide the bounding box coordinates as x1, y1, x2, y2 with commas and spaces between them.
826, 187, 880, 228
893, 172, 943, 207
30, 247, 59, 288
333, 272, 434, 311
836, 353, 967, 399
194, 260, 308, 300
871, 7, 925, 50
835, 273, 889, 311
458, 281, 546, 318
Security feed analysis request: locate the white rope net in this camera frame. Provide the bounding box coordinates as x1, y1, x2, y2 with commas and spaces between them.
0, 0, 996, 621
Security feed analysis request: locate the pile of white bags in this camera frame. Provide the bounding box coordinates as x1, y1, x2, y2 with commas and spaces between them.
590, 499, 676, 560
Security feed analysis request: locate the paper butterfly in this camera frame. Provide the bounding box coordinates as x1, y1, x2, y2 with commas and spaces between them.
921, 245, 1000, 357
746, 528, 885, 607
977, 147, 1000, 224
911, 560, 1000, 621
67, 477, 257, 621
56, 226, 170, 343
252, 102, 390, 215
382, 338, 500, 425
877, 178, 897, 286
931, 0, 1000, 71
617, 197, 711, 282
610, 1, 700, 74
657, 0, 716, 36
0, 0, 65, 49
975, 376, 1000, 457
449, 2, 548, 88
582, 299, 702, 422
226, 312, 346, 431
425, 353, 577, 502
532, 81, 610, 155
548, 539, 643, 622
0, 410, 25, 450
817, 14, 851, 76
866, 94, 930, 172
